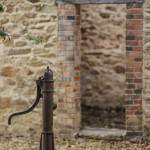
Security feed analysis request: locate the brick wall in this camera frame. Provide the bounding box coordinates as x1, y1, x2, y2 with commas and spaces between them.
57, 1, 144, 136
126, 3, 143, 135
57, 4, 81, 135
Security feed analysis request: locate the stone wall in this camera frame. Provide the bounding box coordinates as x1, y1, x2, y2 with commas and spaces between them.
0, 0, 57, 109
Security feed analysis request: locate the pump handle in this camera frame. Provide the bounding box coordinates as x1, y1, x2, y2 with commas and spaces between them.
8, 77, 43, 125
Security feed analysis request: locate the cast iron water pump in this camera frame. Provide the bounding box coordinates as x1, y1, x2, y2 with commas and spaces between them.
8, 67, 55, 150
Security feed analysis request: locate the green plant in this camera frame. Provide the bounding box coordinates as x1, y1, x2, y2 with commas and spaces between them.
0, 4, 4, 12
27, 35, 42, 44
117, 96, 124, 106
0, 28, 10, 40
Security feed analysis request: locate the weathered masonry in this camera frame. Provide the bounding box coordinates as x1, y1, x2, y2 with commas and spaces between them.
56, 0, 144, 137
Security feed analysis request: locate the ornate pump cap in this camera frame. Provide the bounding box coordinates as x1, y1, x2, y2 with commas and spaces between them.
44, 66, 53, 81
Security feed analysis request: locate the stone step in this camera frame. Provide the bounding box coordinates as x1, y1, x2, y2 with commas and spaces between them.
78, 127, 127, 140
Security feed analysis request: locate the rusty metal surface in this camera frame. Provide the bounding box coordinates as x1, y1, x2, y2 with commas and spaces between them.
41, 67, 54, 150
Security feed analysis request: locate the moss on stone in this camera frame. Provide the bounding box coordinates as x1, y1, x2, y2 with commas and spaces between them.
0, 4, 4, 12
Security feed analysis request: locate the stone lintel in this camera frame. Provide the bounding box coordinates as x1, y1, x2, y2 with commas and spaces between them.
56, 0, 144, 4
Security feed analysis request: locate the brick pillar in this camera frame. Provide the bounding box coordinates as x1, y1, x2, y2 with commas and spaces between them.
57, 4, 81, 136
126, 3, 143, 135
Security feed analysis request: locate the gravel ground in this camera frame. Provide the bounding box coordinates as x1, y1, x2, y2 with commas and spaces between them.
1, 136, 150, 150
0, 108, 150, 150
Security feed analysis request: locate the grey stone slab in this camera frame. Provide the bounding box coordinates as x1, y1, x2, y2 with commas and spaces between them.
56, 0, 144, 4
77, 127, 127, 140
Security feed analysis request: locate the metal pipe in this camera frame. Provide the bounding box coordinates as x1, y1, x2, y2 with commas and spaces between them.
41, 67, 54, 150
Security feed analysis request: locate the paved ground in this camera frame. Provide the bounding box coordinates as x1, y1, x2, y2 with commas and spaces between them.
0, 108, 150, 150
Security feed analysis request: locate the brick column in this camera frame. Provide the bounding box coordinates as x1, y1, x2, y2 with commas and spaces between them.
126, 3, 143, 135
57, 4, 81, 135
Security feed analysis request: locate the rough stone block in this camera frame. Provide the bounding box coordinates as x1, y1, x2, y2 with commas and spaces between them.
8, 48, 31, 55
0, 66, 18, 77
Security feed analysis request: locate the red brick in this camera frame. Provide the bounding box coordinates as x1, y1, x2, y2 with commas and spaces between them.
134, 79, 142, 83
126, 67, 134, 72
126, 104, 141, 111
127, 8, 143, 14
127, 62, 142, 68
132, 47, 143, 51
134, 99, 142, 105
135, 83, 143, 89
126, 51, 143, 62
74, 76, 80, 81
127, 24, 143, 30
126, 90, 133, 94
74, 66, 80, 70
132, 95, 142, 100
126, 105, 142, 115
133, 72, 142, 78
127, 19, 143, 25
126, 83, 135, 89
126, 73, 134, 79
126, 40, 143, 46
127, 30, 143, 36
